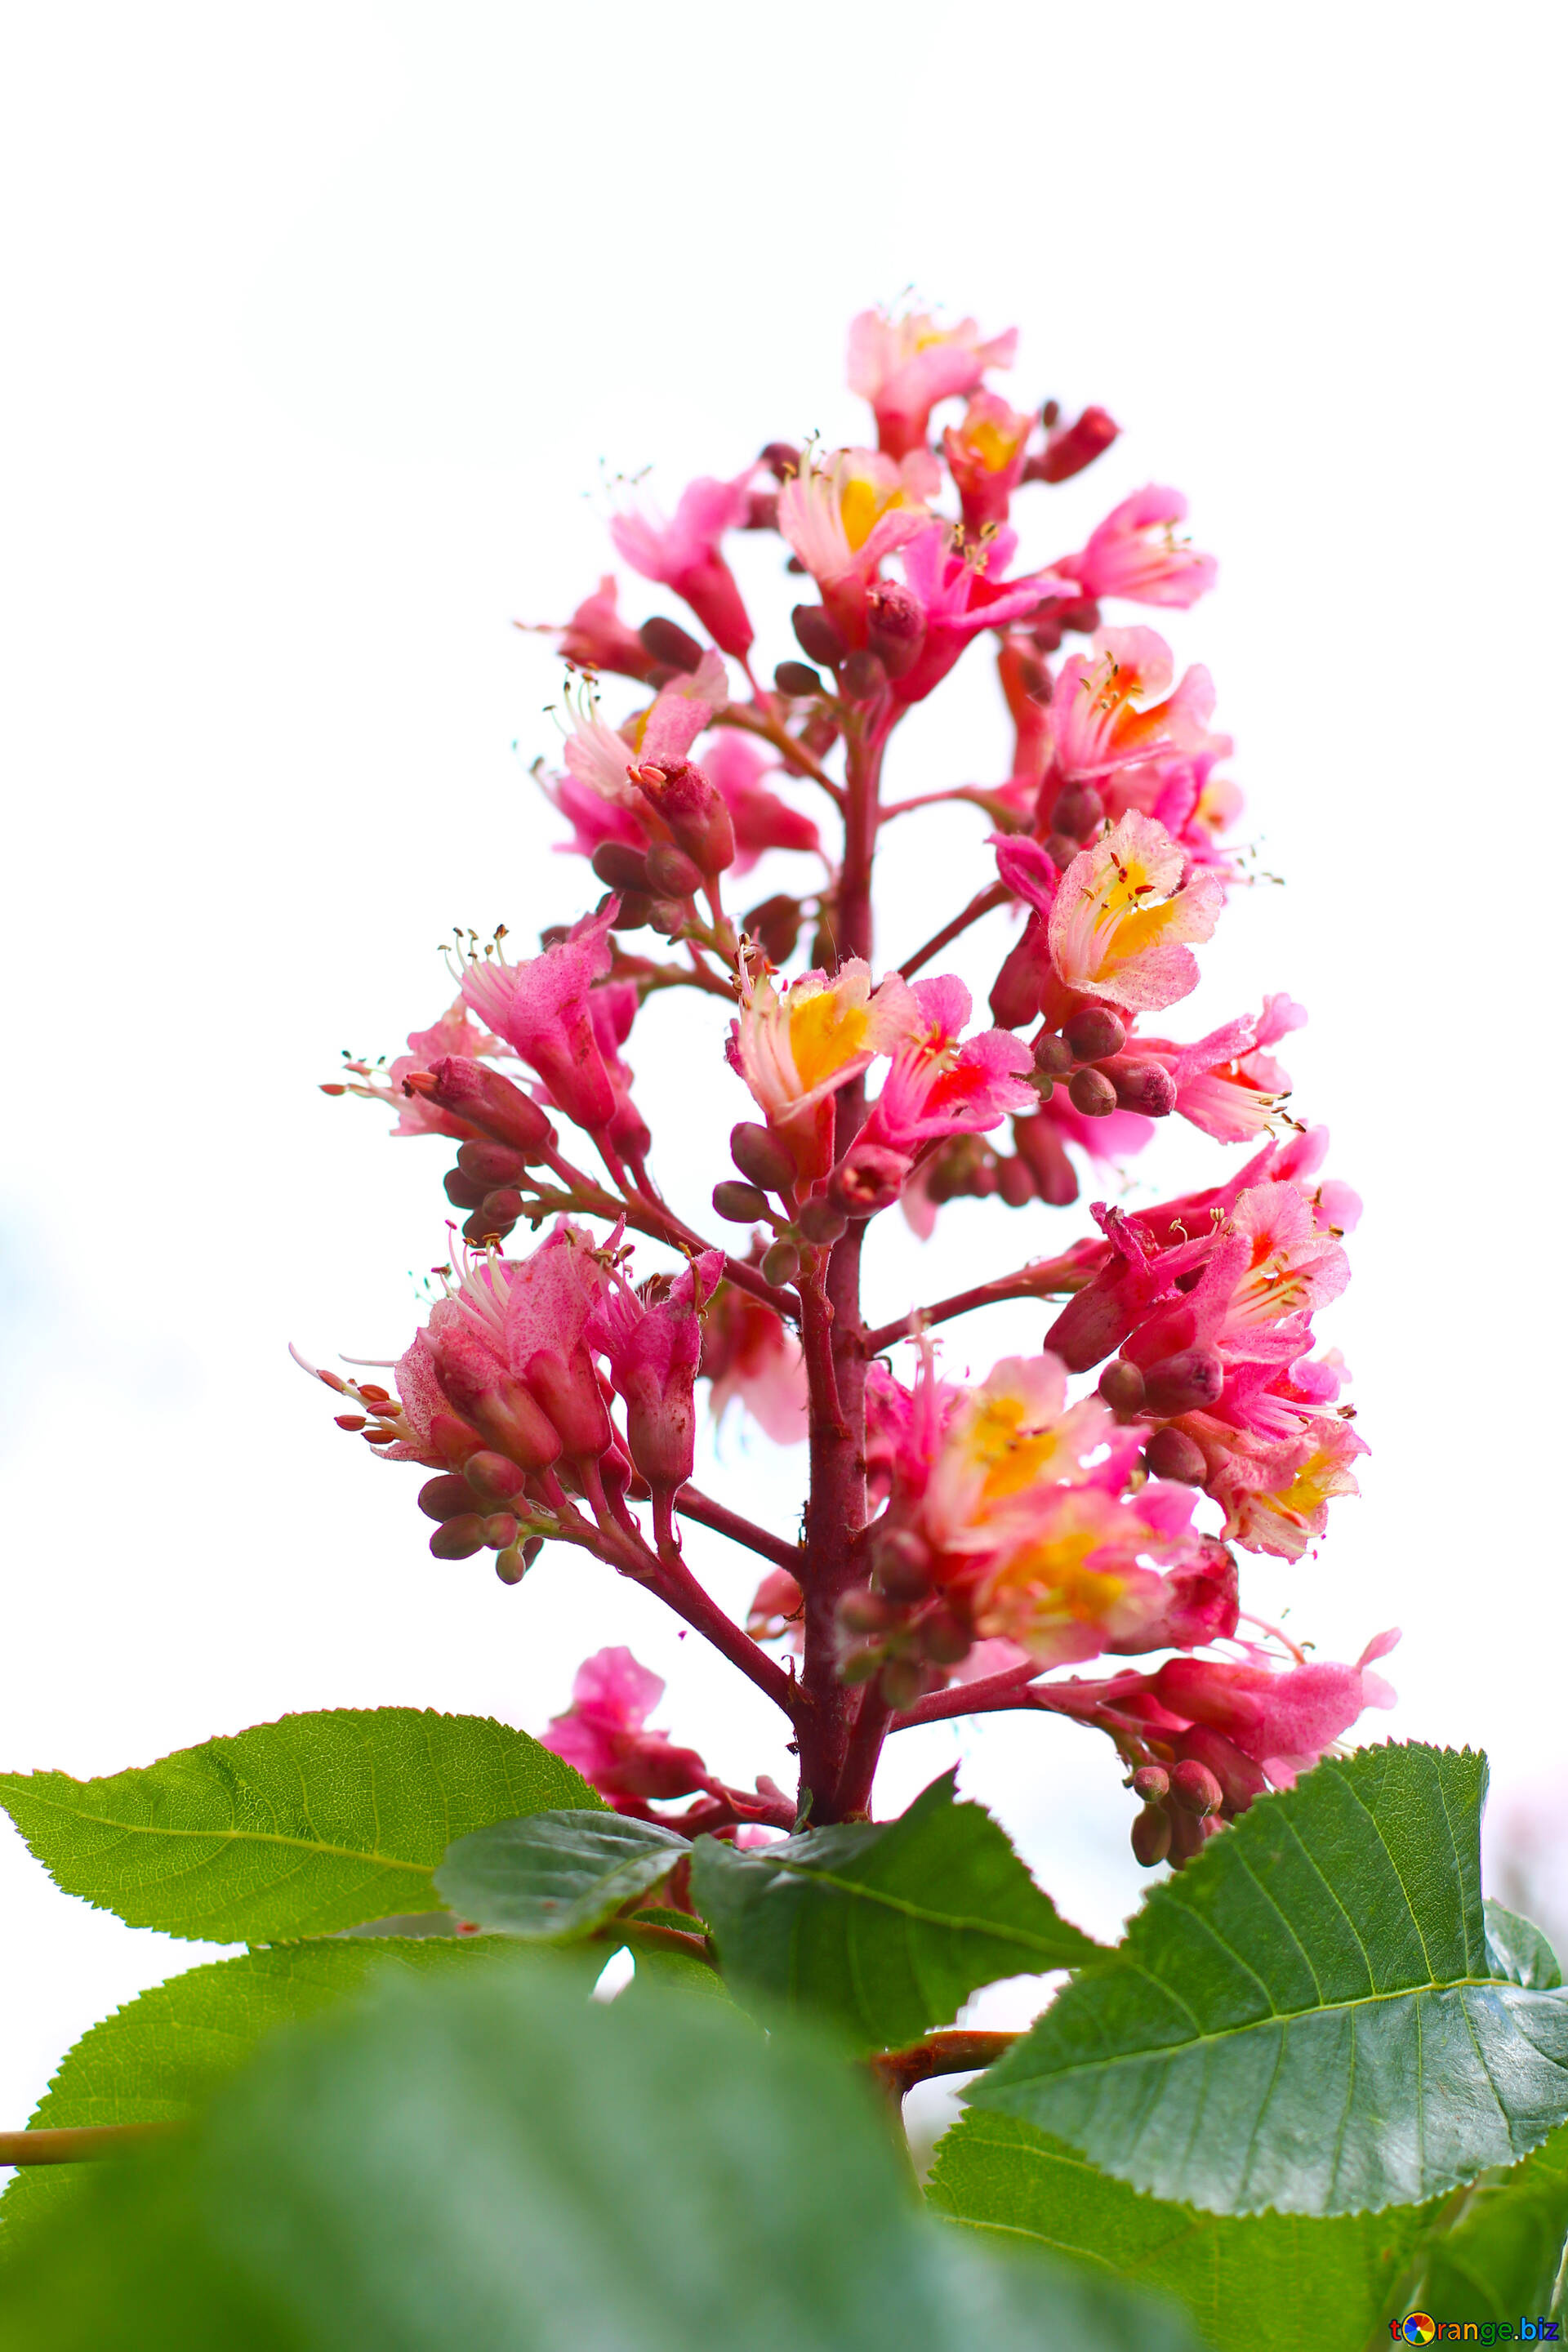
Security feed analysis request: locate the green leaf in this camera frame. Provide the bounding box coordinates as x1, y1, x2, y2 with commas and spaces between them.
691, 1768, 1099, 2053
0, 1936, 535, 2252
0, 1708, 599, 1943
1485, 1899, 1563, 1989
0, 1959, 1201, 2350
434, 1808, 689, 1941
1416, 2122, 1568, 2313
927, 2109, 1437, 2352
970, 1743, 1568, 2216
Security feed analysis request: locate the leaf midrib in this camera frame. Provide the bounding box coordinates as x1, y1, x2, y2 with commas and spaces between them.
760, 1859, 1085, 1958
999, 1971, 1561, 2087
7, 1797, 431, 1877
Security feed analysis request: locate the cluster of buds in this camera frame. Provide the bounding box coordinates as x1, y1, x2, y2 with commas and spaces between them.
305, 301, 1384, 1861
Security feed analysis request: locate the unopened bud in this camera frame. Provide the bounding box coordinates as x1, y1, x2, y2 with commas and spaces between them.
744, 893, 801, 964
730, 1121, 796, 1193
1045, 831, 1081, 870
495, 1538, 537, 1584
457, 1139, 531, 1187
1169, 1758, 1224, 1818
414, 1058, 554, 1156
760, 1239, 800, 1287
428, 1410, 482, 1468
591, 840, 653, 893
1032, 1031, 1074, 1077
1068, 1066, 1117, 1118
1098, 1360, 1147, 1416
840, 648, 887, 700
629, 758, 736, 876
760, 441, 801, 480
1144, 1427, 1208, 1485
523, 1347, 612, 1460
1045, 1285, 1129, 1373
463, 1204, 519, 1247
481, 1512, 519, 1550
872, 1527, 933, 1602
648, 898, 687, 937
745, 490, 778, 531
795, 1199, 849, 1245
1109, 1059, 1177, 1118
638, 616, 705, 674
865, 581, 925, 679
838, 1587, 891, 1635
418, 1473, 477, 1523
839, 1642, 884, 1686
996, 1156, 1036, 1207
713, 1179, 770, 1223
479, 1187, 525, 1228
1050, 781, 1105, 840
463, 1450, 528, 1504
1040, 405, 1120, 484
831, 1143, 911, 1218
1063, 1005, 1126, 1062
644, 843, 705, 898
1131, 1804, 1173, 1868
608, 891, 655, 930
920, 1607, 971, 1667
443, 1168, 488, 1211
430, 1513, 487, 1561
1131, 1764, 1169, 1803
879, 1657, 926, 1711
774, 660, 823, 698
792, 604, 846, 667
1143, 1348, 1225, 1417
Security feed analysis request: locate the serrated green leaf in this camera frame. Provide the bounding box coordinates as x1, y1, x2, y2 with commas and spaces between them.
1416, 2123, 1568, 2313
0, 1936, 537, 2253
691, 1768, 1099, 2053
434, 1808, 689, 1940
0, 1708, 599, 1943
927, 2109, 1437, 2352
0, 1959, 1201, 2350
970, 1743, 1568, 2216
1485, 1899, 1563, 1989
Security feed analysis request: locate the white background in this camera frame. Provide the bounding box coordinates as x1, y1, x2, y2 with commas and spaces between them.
2, 2, 1564, 2139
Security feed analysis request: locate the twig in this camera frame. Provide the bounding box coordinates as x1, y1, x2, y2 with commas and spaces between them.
718, 704, 845, 809
865, 2030, 1018, 2103
864, 1255, 1092, 1356
676, 1486, 803, 1575
898, 879, 1009, 979
0, 2123, 179, 2166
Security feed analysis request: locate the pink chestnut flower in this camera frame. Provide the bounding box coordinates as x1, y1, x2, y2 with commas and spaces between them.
847, 306, 1018, 460
942, 391, 1034, 532
1049, 627, 1218, 785
327, 1000, 506, 1141
516, 573, 660, 683
588, 1250, 724, 1537
541, 1647, 713, 1810
1063, 486, 1218, 611
460, 906, 623, 1139
853, 974, 1036, 1160
892, 522, 1077, 706
610, 470, 756, 658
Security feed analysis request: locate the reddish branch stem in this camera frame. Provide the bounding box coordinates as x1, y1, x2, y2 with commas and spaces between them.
898, 878, 1009, 980
0, 2123, 177, 2166
864, 1255, 1092, 1356
675, 1486, 803, 1575
865, 2030, 1019, 2102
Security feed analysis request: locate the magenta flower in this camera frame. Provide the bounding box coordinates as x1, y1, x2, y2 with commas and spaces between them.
1047, 809, 1226, 1014
588, 1250, 724, 1527
893, 522, 1076, 705
1064, 485, 1218, 609
610, 471, 755, 657
854, 975, 1036, 1158
847, 305, 1018, 459
541, 1647, 713, 1808
1050, 627, 1217, 782
460, 906, 621, 1138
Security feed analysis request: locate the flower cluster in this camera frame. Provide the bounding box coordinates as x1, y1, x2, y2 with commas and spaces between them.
305, 303, 1385, 1864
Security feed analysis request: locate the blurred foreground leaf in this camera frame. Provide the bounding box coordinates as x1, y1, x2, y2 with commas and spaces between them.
0, 1936, 538, 2250
970, 1744, 1568, 2215
0, 1709, 597, 1942
0, 1962, 1200, 2350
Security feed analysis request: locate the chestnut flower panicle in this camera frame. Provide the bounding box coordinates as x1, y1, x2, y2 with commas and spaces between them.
305, 300, 1379, 1868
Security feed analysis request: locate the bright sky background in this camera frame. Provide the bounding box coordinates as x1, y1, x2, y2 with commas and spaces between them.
2, 2, 1564, 2138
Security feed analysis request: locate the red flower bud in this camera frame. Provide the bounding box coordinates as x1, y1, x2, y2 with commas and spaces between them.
1131, 1764, 1169, 1803
792, 604, 847, 668
1131, 1804, 1173, 1868
730, 1122, 798, 1194
1107, 1058, 1177, 1117
430, 1514, 487, 1561
1067, 1066, 1117, 1118
1144, 1427, 1208, 1485
865, 581, 925, 679
831, 1143, 911, 1218
591, 841, 653, 893
1040, 404, 1120, 484
418, 1473, 476, 1522
1143, 1348, 1226, 1416
840, 649, 888, 700
774, 661, 823, 698
638, 616, 705, 674
522, 1347, 612, 1461
462, 1450, 529, 1503
644, 843, 705, 898
713, 1180, 770, 1223
409, 1058, 555, 1156
629, 759, 735, 876
795, 1199, 849, 1245
1098, 1360, 1147, 1416
1063, 1005, 1125, 1062
1169, 1758, 1224, 1818
1050, 781, 1105, 840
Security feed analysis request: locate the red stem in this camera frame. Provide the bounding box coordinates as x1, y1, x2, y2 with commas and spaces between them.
863, 1254, 1092, 1356
676, 1486, 803, 1575
898, 878, 1009, 980
865, 2030, 1018, 2102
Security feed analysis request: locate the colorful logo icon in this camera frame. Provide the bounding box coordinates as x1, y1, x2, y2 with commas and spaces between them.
1401, 2319, 1437, 2345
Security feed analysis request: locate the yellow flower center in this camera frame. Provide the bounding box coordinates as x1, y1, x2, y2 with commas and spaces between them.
788, 987, 870, 1093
